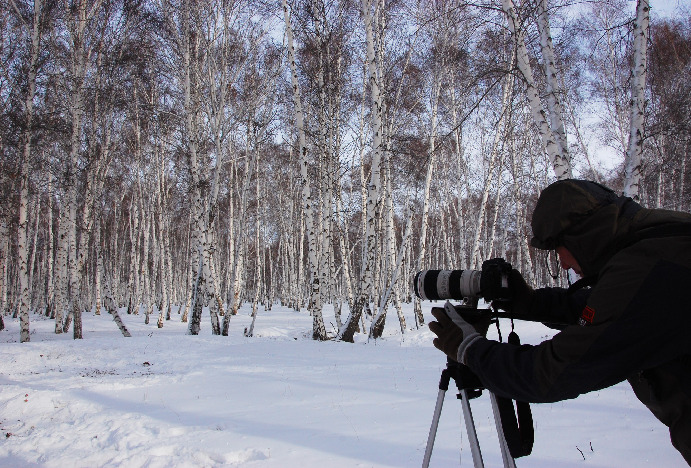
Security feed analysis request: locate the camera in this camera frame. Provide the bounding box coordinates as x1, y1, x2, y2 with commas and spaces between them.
414, 258, 512, 302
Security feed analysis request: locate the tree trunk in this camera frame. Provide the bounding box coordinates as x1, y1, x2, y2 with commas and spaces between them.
370, 205, 412, 339
15, 0, 45, 342
0, 219, 9, 318
341, 0, 385, 343
623, 0, 650, 200
283, 0, 327, 340
501, 0, 571, 180
537, 0, 568, 162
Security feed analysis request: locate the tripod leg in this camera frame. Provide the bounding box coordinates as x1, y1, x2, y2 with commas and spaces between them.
459, 389, 485, 468
422, 389, 446, 468
489, 393, 517, 468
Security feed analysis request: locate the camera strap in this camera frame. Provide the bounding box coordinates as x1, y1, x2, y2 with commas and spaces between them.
494, 331, 535, 458
488, 304, 534, 458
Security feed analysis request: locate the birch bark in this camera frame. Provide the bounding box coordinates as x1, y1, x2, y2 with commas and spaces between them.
16, 0, 44, 342
44, 174, 54, 317
94, 216, 102, 315
222, 123, 253, 334
0, 219, 8, 330
180, 0, 224, 336
623, 0, 650, 200
28, 199, 40, 309
156, 147, 172, 327
537, 0, 568, 161
53, 201, 69, 331
62, 0, 106, 338
501, 0, 571, 179
102, 267, 131, 337
412, 57, 441, 326
340, 0, 384, 343
282, 0, 327, 340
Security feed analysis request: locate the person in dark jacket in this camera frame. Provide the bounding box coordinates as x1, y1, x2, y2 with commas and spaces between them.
429, 179, 691, 464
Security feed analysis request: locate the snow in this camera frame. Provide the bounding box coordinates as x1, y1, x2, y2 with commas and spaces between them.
0, 304, 687, 468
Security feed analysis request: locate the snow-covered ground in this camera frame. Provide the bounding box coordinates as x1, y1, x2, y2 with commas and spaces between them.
0, 303, 686, 467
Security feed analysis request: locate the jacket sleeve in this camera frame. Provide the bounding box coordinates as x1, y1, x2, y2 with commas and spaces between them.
528, 287, 589, 328
465, 256, 691, 403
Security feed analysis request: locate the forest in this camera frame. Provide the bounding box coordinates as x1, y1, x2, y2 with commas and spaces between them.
1, 0, 690, 342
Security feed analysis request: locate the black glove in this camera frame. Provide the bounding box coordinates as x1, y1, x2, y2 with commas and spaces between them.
429, 302, 490, 364
493, 269, 534, 316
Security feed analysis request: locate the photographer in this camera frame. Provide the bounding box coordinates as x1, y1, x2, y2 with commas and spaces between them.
429, 179, 691, 464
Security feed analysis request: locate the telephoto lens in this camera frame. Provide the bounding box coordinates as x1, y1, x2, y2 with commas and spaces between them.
413, 269, 482, 301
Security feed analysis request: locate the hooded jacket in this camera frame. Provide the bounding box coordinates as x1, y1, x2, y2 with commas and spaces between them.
464, 179, 691, 464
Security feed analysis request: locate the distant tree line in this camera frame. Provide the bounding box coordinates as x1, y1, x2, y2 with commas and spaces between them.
1, 0, 689, 341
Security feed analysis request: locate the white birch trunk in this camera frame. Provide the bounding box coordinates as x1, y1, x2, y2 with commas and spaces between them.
369, 156, 395, 338
63, 0, 106, 338
502, 0, 571, 179
412, 65, 441, 325
225, 160, 236, 309
623, 0, 650, 200
370, 204, 412, 339
156, 150, 171, 327
128, 198, 141, 314
27, 199, 40, 309
17, 109, 32, 342
182, 0, 218, 336
63, 174, 78, 335
282, 0, 327, 340
537, 0, 568, 161
222, 128, 254, 335
44, 175, 54, 317
53, 203, 69, 332
340, 0, 385, 342
15, 0, 44, 342
448, 82, 467, 269
181, 212, 193, 323
102, 271, 131, 337
94, 218, 102, 315
245, 193, 262, 338
0, 219, 8, 324
141, 197, 152, 324
335, 187, 353, 313
488, 182, 503, 258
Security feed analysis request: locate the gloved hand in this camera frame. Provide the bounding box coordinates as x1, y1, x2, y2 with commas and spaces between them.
429, 302, 490, 364
492, 268, 534, 316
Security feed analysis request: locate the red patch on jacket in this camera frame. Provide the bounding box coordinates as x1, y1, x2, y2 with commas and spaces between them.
579, 306, 595, 326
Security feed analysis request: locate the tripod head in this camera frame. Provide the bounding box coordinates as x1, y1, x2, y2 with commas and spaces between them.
440, 357, 484, 398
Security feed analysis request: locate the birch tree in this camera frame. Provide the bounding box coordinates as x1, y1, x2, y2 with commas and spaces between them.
157, 0, 226, 336
536, 0, 568, 163
0, 218, 8, 327
340, 0, 385, 343
223, 137, 254, 333
12, 0, 46, 342
501, 0, 571, 180
407, 20, 444, 327
282, 0, 327, 340
623, 0, 650, 200
54, 0, 111, 338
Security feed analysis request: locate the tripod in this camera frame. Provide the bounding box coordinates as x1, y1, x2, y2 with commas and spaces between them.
422, 357, 531, 468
